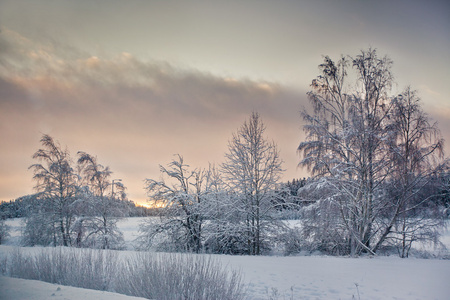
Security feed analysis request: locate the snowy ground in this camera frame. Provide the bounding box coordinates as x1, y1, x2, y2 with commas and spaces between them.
0, 276, 147, 300
2, 217, 450, 300
219, 255, 450, 299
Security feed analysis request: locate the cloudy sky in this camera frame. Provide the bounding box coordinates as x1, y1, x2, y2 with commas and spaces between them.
1, 0, 449, 205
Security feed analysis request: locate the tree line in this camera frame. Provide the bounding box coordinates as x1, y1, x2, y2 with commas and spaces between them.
1, 48, 449, 257
0, 135, 155, 249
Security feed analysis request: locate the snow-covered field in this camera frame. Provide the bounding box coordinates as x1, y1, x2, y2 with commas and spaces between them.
0, 276, 147, 300
1, 217, 450, 300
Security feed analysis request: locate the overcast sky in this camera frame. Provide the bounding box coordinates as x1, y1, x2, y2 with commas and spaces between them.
1, 0, 449, 205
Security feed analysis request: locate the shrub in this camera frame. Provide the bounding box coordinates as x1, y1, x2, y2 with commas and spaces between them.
116, 252, 245, 300
7, 247, 117, 291
1, 247, 246, 300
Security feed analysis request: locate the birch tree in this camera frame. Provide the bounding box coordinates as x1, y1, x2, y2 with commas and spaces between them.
299, 49, 394, 255
77, 152, 125, 249
27, 134, 78, 246
377, 87, 446, 256
298, 49, 447, 256
222, 112, 283, 255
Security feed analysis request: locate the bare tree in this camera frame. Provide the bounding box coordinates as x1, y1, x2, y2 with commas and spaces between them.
222, 112, 283, 255
28, 134, 78, 246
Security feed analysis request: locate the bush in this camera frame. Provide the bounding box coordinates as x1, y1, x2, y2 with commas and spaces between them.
1, 247, 246, 300
6, 248, 118, 291
116, 252, 245, 300
275, 227, 303, 255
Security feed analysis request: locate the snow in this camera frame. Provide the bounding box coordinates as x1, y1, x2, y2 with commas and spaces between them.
219, 255, 450, 299
117, 217, 145, 249
2, 217, 450, 300
0, 276, 147, 300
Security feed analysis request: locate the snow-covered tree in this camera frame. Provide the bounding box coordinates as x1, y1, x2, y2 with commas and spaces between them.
27, 134, 79, 246
298, 49, 448, 256
0, 195, 38, 218
201, 165, 252, 254
141, 155, 207, 253
222, 112, 284, 255
0, 213, 10, 244
377, 87, 447, 256
77, 152, 125, 249
299, 49, 395, 255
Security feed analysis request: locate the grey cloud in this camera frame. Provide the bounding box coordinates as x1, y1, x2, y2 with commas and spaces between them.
0, 29, 309, 202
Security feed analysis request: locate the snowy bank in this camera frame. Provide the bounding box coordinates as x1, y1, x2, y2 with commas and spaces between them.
0, 276, 147, 300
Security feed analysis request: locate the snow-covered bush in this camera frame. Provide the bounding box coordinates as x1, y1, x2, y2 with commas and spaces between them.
6, 248, 118, 291
299, 198, 350, 255
116, 252, 245, 300
22, 209, 55, 246
1, 247, 246, 300
274, 227, 303, 256
203, 222, 250, 255
137, 216, 192, 252
296, 179, 351, 255
75, 217, 125, 250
